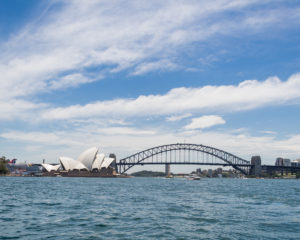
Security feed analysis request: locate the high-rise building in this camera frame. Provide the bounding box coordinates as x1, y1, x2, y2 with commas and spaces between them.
275, 157, 291, 166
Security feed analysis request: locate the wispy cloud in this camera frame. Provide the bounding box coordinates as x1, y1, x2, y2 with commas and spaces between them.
1, 0, 299, 100
132, 59, 178, 75
0, 99, 46, 121
166, 113, 192, 122
261, 130, 277, 135
2, 127, 300, 164
184, 115, 225, 129
1, 0, 300, 165
49, 73, 97, 90
41, 74, 300, 121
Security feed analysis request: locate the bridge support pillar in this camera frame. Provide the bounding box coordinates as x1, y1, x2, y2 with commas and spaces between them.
165, 164, 171, 177
250, 156, 262, 176
109, 153, 118, 173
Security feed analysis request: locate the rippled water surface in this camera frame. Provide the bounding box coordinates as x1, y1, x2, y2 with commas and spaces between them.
0, 177, 299, 239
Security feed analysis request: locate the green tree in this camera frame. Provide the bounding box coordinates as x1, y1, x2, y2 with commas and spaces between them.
0, 156, 9, 174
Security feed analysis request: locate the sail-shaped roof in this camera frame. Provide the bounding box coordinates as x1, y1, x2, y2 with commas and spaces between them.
73, 162, 88, 170
101, 157, 115, 169
92, 153, 105, 170
59, 157, 79, 171
77, 147, 98, 170
58, 148, 115, 172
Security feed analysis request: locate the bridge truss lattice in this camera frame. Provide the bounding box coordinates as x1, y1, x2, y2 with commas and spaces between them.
116, 143, 251, 175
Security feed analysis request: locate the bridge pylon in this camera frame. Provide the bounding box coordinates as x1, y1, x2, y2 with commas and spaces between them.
165, 164, 171, 177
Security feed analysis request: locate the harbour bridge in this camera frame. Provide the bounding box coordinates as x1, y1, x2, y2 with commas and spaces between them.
115, 143, 300, 176
116, 143, 252, 175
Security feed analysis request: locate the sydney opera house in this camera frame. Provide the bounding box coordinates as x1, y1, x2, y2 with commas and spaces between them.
41, 147, 117, 177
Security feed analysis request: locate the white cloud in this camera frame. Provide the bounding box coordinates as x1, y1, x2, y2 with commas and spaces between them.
184, 115, 225, 129
0, 131, 80, 147
0, 0, 298, 100
166, 113, 192, 122
261, 130, 277, 135
2, 127, 300, 166
49, 73, 97, 90
1, 73, 300, 122
132, 59, 178, 75
0, 99, 46, 120
96, 127, 155, 136
0, 0, 299, 167
41, 74, 300, 120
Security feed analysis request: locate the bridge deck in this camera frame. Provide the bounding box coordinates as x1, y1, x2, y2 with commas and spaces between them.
117, 162, 252, 167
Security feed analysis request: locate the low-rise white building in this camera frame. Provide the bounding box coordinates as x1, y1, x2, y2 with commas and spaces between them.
42, 147, 115, 172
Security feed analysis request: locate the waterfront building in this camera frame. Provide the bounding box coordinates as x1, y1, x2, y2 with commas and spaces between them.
208, 169, 213, 178
283, 158, 291, 167
275, 157, 291, 166
7, 163, 43, 176
291, 159, 300, 167
42, 147, 116, 173
25, 164, 43, 175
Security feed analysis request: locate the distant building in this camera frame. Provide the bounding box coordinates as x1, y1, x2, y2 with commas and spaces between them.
208, 169, 213, 178
26, 164, 43, 175
7, 163, 43, 176
275, 157, 291, 167
291, 159, 300, 167
196, 168, 201, 175
49, 147, 116, 172
283, 159, 291, 166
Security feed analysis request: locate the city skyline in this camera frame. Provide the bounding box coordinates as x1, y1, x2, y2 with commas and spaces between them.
1, 0, 300, 169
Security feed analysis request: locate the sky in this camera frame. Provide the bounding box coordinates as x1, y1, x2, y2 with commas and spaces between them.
0, 0, 300, 172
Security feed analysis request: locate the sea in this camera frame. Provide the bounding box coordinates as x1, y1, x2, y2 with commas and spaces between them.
0, 177, 299, 240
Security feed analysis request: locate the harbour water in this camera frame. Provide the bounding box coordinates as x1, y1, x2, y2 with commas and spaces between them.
0, 177, 299, 239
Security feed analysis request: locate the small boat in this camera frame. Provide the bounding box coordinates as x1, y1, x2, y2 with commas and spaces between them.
185, 174, 201, 180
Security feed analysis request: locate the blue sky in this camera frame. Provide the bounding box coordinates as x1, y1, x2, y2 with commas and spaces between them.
0, 0, 300, 171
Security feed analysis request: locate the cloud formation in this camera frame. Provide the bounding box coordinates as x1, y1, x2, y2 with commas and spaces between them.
2, 127, 300, 165
41, 74, 300, 120
0, 0, 299, 167
0, 0, 299, 100
166, 113, 192, 122
184, 115, 225, 129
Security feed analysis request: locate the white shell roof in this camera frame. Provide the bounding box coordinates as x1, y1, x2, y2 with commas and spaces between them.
59, 157, 79, 171
42, 163, 60, 172
77, 147, 98, 170
101, 157, 115, 169
73, 162, 88, 170
58, 147, 114, 171
92, 153, 105, 170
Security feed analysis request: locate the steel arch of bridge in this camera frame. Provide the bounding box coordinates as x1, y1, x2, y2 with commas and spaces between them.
116, 143, 251, 175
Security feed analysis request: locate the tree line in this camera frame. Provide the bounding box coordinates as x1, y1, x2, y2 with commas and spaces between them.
0, 156, 9, 174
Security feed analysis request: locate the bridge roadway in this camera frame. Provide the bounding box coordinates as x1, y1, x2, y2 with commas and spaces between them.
120, 162, 250, 167
115, 143, 300, 175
